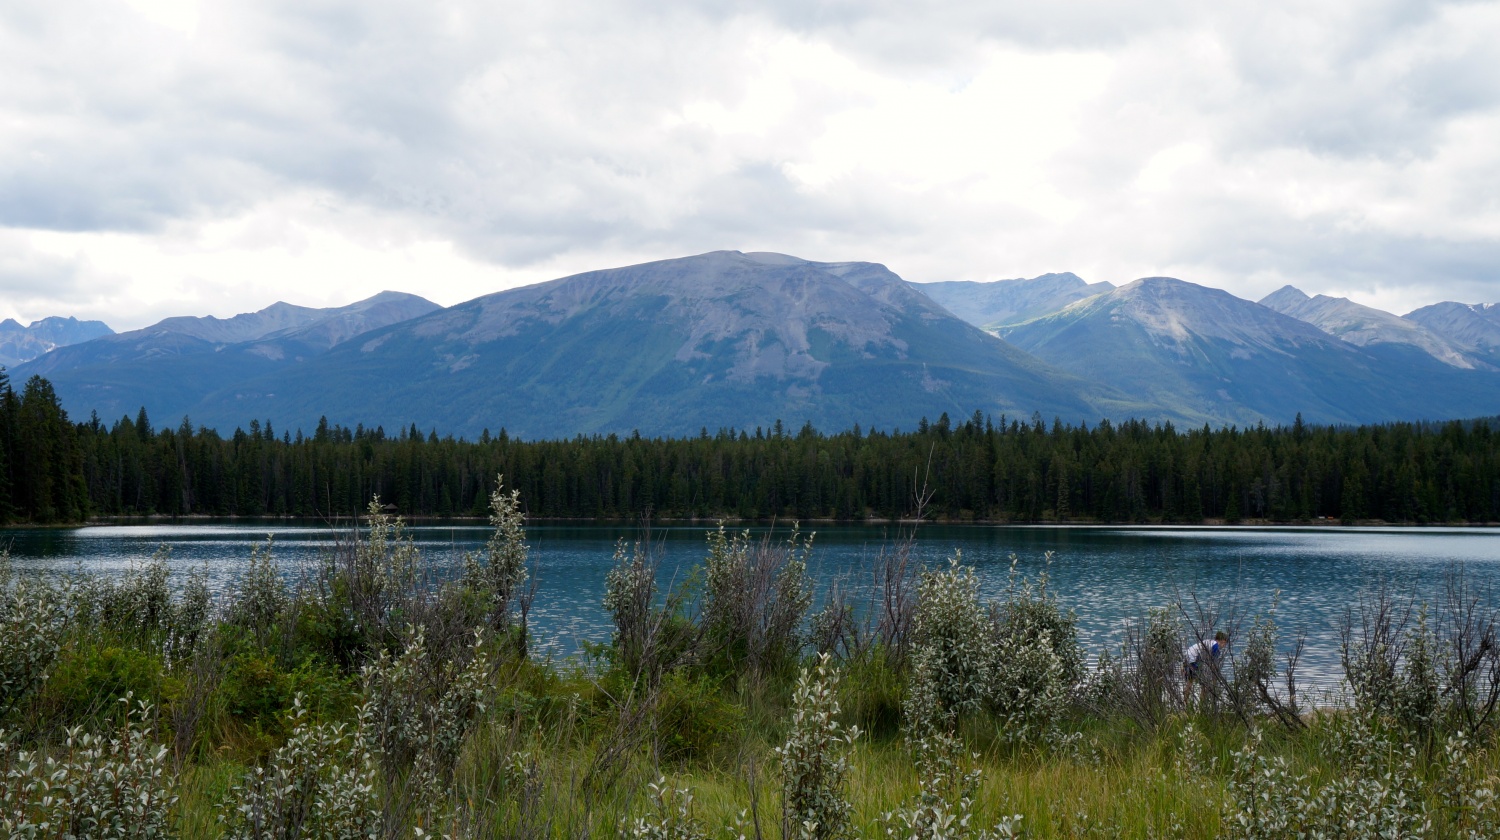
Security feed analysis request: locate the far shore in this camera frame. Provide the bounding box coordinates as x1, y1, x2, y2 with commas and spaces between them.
4, 514, 1493, 530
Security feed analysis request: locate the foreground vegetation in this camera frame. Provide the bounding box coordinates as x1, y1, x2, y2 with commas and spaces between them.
6, 477, 1500, 838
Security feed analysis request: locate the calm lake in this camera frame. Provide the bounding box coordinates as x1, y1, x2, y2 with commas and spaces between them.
5, 521, 1500, 692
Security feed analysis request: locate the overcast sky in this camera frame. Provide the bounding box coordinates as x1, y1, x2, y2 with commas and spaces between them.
3, 0, 1498, 330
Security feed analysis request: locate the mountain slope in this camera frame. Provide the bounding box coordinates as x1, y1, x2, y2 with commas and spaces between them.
186, 251, 1114, 438
1258, 286, 1480, 369
916, 273, 1115, 330
1002, 277, 1500, 426
16, 292, 439, 422
1404, 302, 1500, 364
0, 316, 114, 368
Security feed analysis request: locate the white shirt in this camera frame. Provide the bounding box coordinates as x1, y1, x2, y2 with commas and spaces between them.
1184, 639, 1223, 664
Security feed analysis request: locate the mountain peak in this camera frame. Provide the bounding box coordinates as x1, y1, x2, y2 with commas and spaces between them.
1119, 275, 1191, 293
739, 251, 808, 266
998, 274, 1500, 426
1259, 285, 1311, 310
0, 315, 114, 367
143, 292, 439, 346
1405, 300, 1500, 359
447, 250, 943, 366
361, 290, 430, 305
1055, 275, 1340, 351
1261, 288, 1479, 368
152, 302, 322, 344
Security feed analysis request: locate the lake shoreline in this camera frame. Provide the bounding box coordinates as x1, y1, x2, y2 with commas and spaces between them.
9, 516, 1499, 694
52, 513, 1500, 529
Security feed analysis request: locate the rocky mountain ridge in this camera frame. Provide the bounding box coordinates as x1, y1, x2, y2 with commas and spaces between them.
1404, 301, 1500, 364
0, 316, 114, 368
1257, 285, 1482, 369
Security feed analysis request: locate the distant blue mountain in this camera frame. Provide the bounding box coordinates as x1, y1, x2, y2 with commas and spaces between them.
0, 316, 113, 368
15, 292, 439, 424
916, 273, 1115, 330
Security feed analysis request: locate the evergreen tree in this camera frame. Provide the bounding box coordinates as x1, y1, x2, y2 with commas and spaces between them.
15, 376, 86, 522
0, 369, 13, 523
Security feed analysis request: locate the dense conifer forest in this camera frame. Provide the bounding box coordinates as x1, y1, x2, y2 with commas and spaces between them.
0, 372, 90, 524
3, 370, 1499, 525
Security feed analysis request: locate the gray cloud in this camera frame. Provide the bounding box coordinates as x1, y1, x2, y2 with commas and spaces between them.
0, 0, 1496, 325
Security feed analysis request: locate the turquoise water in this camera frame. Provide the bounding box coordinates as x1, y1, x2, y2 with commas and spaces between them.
5, 521, 1499, 690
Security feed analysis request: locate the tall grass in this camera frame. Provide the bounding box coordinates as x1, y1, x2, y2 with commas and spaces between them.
5, 479, 1500, 838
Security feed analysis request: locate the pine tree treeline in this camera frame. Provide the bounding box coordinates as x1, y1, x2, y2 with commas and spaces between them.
24, 399, 1499, 525
0, 370, 89, 524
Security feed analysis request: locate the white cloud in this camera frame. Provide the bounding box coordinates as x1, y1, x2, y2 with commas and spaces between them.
121, 0, 199, 36
0, 0, 1497, 329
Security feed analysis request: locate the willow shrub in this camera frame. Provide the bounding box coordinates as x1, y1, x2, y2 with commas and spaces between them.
987, 554, 1083, 743
461, 478, 532, 635
701, 524, 813, 681
0, 697, 176, 839
217, 696, 380, 839
778, 653, 859, 840
0, 551, 67, 719
905, 552, 1082, 743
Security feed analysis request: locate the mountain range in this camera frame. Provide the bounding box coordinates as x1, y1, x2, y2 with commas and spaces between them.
11, 251, 1500, 436
1404, 302, 1500, 366
998, 277, 1500, 427
174, 251, 1105, 437
16, 292, 439, 426
0, 316, 114, 368
1257, 285, 1484, 369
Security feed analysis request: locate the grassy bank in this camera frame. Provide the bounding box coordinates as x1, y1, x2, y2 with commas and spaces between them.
5, 477, 1500, 838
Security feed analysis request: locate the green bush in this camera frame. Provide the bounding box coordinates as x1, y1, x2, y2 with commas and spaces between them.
654, 671, 745, 765
460, 478, 531, 632
219, 654, 291, 733
218, 696, 380, 839
700, 524, 813, 680
227, 538, 287, 649
778, 654, 858, 840
40, 644, 165, 725
217, 654, 354, 740
987, 555, 1084, 742
838, 647, 905, 737
908, 554, 993, 729
288, 594, 366, 672
72, 547, 209, 645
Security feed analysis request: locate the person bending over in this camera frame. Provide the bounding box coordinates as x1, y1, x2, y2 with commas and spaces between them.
1183, 630, 1229, 706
